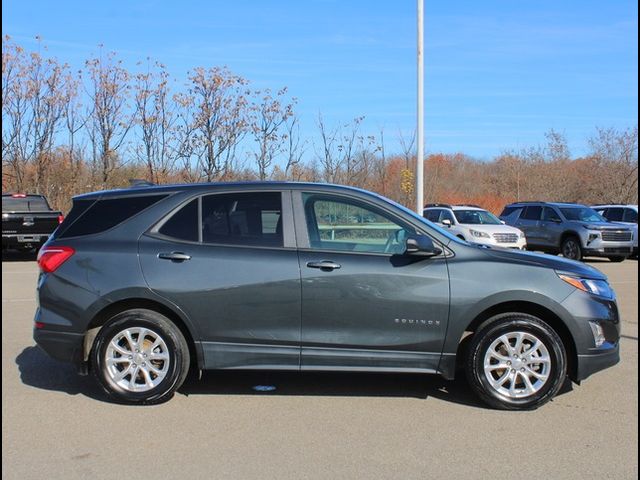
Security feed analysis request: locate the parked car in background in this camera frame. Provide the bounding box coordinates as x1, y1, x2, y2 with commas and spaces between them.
424, 203, 526, 249
500, 202, 633, 262
2, 193, 63, 253
34, 182, 620, 409
593, 204, 638, 258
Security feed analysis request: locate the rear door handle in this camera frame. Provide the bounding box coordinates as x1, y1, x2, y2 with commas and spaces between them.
306, 261, 341, 270
158, 252, 191, 262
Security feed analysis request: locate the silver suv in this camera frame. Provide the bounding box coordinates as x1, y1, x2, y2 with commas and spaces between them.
593, 204, 638, 258
500, 202, 634, 262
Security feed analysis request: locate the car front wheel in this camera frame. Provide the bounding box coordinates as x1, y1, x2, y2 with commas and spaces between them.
91, 309, 190, 405
561, 237, 582, 261
466, 313, 567, 410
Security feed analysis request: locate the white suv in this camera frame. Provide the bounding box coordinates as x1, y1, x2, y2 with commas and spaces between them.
424, 204, 527, 249
593, 204, 638, 258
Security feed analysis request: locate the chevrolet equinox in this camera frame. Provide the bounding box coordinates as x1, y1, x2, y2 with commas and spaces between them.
34, 183, 621, 409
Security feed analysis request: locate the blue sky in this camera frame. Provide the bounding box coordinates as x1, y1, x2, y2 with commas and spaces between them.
3, 0, 638, 158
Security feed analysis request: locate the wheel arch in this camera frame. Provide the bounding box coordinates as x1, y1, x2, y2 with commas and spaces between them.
451, 300, 578, 382
84, 298, 201, 371
560, 230, 582, 248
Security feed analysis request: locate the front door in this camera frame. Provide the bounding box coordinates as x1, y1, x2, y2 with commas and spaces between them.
296, 192, 450, 373
139, 190, 301, 370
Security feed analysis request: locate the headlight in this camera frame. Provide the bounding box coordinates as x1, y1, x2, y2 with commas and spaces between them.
470, 229, 490, 238
557, 274, 615, 299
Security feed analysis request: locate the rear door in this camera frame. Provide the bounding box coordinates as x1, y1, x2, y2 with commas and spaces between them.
516, 206, 543, 246
139, 190, 302, 370
295, 191, 450, 373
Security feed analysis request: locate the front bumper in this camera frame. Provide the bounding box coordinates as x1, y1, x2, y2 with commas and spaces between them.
560, 289, 621, 381
470, 236, 527, 250
583, 235, 633, 257
576, 346, 620, 382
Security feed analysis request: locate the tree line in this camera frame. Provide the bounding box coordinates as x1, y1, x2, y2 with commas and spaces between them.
2, 36, 637, 213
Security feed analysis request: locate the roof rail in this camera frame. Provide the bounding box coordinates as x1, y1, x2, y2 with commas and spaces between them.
424, 203, 452, 209
457, 204, 482, 208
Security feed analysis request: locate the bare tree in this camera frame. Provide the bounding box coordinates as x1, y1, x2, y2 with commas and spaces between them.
26, 40, 69, 194
283, 113, 307, 180
187, 66, 249, 181
316, 114, 365, 184
85, 49, 133, 188
249, 88, 294, 180
133, 60, 180, 183
589, 126, 638, 203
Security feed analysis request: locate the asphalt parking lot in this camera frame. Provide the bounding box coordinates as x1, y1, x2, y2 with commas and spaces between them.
2, 254, 638, 479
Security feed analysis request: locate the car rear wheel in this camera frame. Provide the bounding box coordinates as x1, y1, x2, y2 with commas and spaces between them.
466, 313, 567, 410
91, 309, 190, 405
561, 236, 582, 261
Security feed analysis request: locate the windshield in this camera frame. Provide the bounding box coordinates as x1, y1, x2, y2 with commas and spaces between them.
560, 207, 606, 223
453, 209, 502, 225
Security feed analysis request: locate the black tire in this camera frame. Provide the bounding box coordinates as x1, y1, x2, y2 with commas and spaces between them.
561, 236, 583, 261
608, 256, 626, 263
91, 309, 190, 405
466, 313, 567, 410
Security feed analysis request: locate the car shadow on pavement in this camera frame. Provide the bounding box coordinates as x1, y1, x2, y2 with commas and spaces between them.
180, 370, 573, 409
16, 346, 574, 408
16, 346, 107, 402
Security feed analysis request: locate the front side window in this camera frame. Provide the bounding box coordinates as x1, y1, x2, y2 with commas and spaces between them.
542, 207, 562, 222
605, 208, 624, 222
303, 194, 414, 254
623, 208, 638, 223
201, 192, 283, 247
440, 209, 456, 224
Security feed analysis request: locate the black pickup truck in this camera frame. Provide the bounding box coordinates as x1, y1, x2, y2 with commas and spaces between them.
2, 194, 63, 252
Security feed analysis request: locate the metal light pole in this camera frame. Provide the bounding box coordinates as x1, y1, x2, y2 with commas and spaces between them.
416, 0, 424, 214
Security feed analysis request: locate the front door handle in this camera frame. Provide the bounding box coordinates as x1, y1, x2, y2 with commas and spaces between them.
306, 260, 341, 271
158, 252, 192, 262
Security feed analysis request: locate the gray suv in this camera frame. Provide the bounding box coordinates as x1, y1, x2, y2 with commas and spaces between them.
34, 183, 620, 410
500, 202, 634, 262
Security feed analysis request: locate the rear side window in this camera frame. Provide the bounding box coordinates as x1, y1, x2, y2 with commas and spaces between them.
59, 195, 167, 238
158, 199, 199, 242
424, 209, 440, 222
499, 206, 519, 218
521, 206, 543, 221
2, 196, 50, 212
201, 192, 283, 247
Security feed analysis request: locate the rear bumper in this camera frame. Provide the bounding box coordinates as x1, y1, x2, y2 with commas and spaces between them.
575, 345, 620, 382
2, 233, 49, 249
33, 327, 84, 366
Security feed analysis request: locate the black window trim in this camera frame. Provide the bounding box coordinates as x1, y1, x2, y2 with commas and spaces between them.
147, 189, 296, 251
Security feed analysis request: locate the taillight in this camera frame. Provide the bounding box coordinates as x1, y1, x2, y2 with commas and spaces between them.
57, 214, 65, 224
37, 246, 75, 273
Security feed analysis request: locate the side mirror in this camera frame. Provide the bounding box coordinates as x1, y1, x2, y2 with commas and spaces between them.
404, 235, 443, 257
441, 219, 452, 227
500, 220, 506, 225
